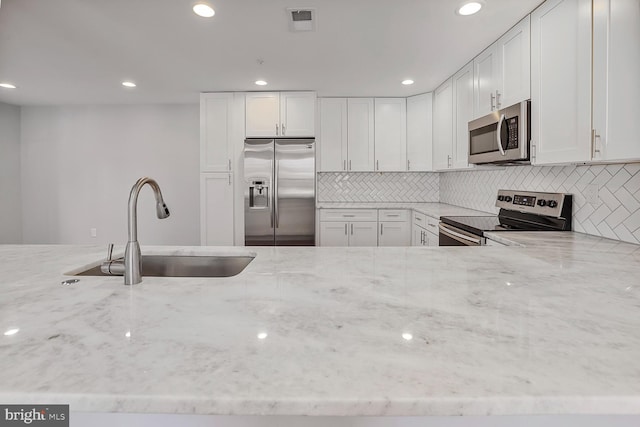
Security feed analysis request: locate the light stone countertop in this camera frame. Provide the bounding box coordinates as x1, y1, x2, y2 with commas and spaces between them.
1, 237, 640, 416
316, 202, 494, 218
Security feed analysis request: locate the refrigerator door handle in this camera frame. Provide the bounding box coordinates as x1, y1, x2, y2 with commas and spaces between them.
274, 158, 279, 228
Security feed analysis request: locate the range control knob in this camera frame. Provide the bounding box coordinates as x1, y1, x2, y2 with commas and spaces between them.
537, 199, 547, 207
497, 195, 505, 202
504, 196, 513, 203
548, 200, 558, 208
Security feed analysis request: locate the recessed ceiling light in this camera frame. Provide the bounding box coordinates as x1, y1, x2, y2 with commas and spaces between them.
255, 80, 268, 86
402, 79, 414, 85
457, 1, 483, 16
4, 328, 19, 336
402, 332, 413, 341
257, 332, 268, 339
122, 81, 136, 88
193, 3, 215, 18
0, 83, 17, 89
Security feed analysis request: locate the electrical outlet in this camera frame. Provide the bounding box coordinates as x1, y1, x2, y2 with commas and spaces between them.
90, 228, 97, 238
585, 184, 600, 205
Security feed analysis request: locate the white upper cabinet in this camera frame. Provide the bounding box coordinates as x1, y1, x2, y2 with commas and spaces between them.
374, 98, 407, 171
347, 98, 375, 171
245, 92, 280, 137
406, 93, 433, 171
531, 0, 592, 164
200, 93, 235, 172
319, 98, 348, 171
280, 92, 316, 137
497, 15, 531, 109
245, 92, 315, 137
473, 16, 531, 119
473, 44, 499, 118
592, 0, 640, 162
433, 78, 454, 171
452, 61, 474, 170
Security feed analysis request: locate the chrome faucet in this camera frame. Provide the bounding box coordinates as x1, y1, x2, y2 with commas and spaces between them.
122, 177, 170, 285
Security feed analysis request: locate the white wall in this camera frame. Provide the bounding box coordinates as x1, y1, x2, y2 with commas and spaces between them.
20, 104, 200, 245
0, 102, 22, 243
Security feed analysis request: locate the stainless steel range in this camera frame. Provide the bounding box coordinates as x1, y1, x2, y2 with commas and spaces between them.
439, 190, 572, 246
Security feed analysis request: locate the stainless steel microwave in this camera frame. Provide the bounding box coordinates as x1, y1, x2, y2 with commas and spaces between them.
468, 100, 531, 164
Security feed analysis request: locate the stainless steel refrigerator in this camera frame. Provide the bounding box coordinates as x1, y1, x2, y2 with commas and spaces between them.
244, 139, 315, 246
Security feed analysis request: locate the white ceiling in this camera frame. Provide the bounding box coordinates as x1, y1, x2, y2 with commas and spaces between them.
0, 0, 543, 105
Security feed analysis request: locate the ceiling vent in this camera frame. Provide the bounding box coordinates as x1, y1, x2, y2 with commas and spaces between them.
287, 8, 316, 32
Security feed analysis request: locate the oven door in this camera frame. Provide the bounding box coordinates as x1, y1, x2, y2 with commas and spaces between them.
438, 223, 485, 246
468, 100, 530, 164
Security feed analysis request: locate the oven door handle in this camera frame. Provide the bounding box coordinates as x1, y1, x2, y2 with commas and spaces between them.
438, 223, 482, 246
496, 113, 506, 156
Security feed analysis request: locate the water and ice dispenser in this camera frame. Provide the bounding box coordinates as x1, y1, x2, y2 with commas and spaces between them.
248, 180, 269, 209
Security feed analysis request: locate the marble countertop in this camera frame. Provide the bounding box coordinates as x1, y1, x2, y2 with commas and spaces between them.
316, 202, 493, 219
1, 236, 640, 416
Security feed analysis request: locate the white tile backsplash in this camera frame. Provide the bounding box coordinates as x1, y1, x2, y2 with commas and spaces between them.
440, 163, 640, 245
318, 172, 439, 203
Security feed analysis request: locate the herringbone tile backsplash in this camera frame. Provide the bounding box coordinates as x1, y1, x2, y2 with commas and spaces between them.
318, 172, 439, 203
440, 163, 640, 244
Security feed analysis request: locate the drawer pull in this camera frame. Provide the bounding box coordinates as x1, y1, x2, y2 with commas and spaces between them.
386, 214, 400, 217
343, 214, 356, 218
415, 217, 423, 221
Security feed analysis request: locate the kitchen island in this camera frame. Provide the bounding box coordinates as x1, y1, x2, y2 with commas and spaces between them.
1, 235, 639, 425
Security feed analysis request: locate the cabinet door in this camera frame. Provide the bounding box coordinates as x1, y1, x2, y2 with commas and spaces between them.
406, 93, 433, 171
347, 98, 375, 171
432, 78, 454, 171
374, 98, 407, 171
452, 62, 473, 170
411, 226, 423, 246
497, 15, 531, 108
425, 231, 439, 247
349, 221, 378, 247
280, 92, 316, 137
379, 221, 410, 247
200, 173, 234, 246
592, 0, 640, 162
319, 221, 349, 246
245, 92, 280, 137
319, 98, 348, 171
200, 93, 234, 172
473, 43, 499, 118
531, 0, 591, 164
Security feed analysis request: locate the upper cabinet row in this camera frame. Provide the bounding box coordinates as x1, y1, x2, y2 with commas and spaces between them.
532, 0, 640, 164
245, 91, 316, 138
319, 96, 431, 172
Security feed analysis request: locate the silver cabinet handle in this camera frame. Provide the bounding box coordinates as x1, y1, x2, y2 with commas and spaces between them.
344, 224, 347, 235
343, 160, 346, 171
349, 160, 352, 170
496, 113, 506, 156
592, 129, 601, 157
407, 159, 410, 170
350, 223, 353, 235
343, 214, 355, 218
447, 155, 451, 168
495, 90, 501, 109
421, 231, 425, 245
380, 223, 383, 235
282, 123, 286, 135
376, 160, 379, 170
228, 174, 231, 185
490, 93, 496, 111
276, 123, 279, 135
228, 159, 231, 171
414, 216, 422, 221
386, 214, 400, 217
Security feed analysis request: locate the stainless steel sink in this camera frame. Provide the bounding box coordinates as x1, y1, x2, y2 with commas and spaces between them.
74, 255, 254, 278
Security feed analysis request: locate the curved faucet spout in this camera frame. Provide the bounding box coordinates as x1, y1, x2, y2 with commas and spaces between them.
125, 177, 170, 285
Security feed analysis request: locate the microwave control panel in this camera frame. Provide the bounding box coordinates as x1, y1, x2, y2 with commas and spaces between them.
505, 117, 519, 149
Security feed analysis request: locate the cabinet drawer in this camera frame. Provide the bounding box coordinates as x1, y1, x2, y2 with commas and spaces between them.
425, 216, 439, 234
320, 209, 377, 222
378, 209, 408, 222
412, 211, 427, 227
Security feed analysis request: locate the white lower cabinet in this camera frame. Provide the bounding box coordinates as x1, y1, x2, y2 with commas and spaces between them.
200, 173, 234, 246
411, 211, 439, 247
349, 222, 379, 246
319, 222, 350, 246
378, 209, 410, 246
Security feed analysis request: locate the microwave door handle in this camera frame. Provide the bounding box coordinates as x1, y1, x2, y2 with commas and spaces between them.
496, 113, 506, 156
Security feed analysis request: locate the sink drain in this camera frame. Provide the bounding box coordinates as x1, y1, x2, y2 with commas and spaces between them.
60, 279, 80, 286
